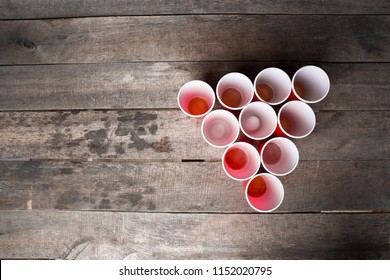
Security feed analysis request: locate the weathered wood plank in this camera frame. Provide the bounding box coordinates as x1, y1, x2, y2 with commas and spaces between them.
0, 62, 388, 111
0, 211, 389, 259
0, 160, 388, 212
1, 0, 389, 19
1, 15, 389, 64
0, 110, 388, 160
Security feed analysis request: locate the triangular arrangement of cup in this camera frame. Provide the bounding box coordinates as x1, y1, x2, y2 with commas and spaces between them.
178, 66, 330, 212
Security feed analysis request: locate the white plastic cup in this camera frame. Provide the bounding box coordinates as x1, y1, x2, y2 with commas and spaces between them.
201, 109, 240, 148
254, 67, 291, 105
291, 65, 330, 103
244, 173, 284, 212
239, 101, 277, 140
216, 72, 254, 110
258, 137, 299, 176
275, 100, 316, 139
222, 142, 261, 181
177, 80, 215, 118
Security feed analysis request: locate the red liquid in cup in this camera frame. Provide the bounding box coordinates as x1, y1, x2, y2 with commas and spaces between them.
225, 147, 247, 170
294, 81, 306, 99
188, 97, 209, 115
280, 116, 293, 134
221, 88, 242, 108
256, 83, 273, 102
248, 176, 267, 197
263, 143, 282, 165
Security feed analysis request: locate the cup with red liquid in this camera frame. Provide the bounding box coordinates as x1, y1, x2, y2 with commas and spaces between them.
258, 137, 299, 176
201, 109, 240, 148
243, 173, 284, 212
254, 67, 291, 105
290, 65, 330, 103
222, 142, 261, 181
216, 72, 254, 110
177, 80, 215, 118
239, 101, 277, 140
275, 100, 316, 139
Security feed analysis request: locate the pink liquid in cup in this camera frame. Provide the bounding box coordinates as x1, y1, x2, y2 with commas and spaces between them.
178, 80, 215, 118
244, 173, 284, 212
276, 100, 316, 139
254, 67, 292, 105
201, 110, 240, 148
259, 137, 299, 176
239, 101, 277, 140
222, 142, 261, 181
291, 65, 330, 103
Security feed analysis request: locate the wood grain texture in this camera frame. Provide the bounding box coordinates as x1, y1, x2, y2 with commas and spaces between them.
0, 110, 388, 160
0, 160, 389, 212
1, 211, 389, 259
1, 0, 389, 19
0, 62, 389, 111
1, 15, 389, 64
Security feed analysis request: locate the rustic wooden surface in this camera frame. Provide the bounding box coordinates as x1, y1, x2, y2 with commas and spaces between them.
0, 1, 389, 260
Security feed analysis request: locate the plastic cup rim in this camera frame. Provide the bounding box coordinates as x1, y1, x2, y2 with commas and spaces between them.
222, 142, 261, 181
239, 101, 277, 140
254, 67, 292, 105
291, 65, 330, 104
177, 80, 216, 118
277, 100, 316, 139
260, 137, 299, 176
216, 72, 254, 111
201, 109, 240, 148
245, 173, 285, 213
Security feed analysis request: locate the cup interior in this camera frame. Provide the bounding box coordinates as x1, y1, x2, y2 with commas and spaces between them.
178, 80, 215, 117
292, 66, 330, 103
278, 101, 316, 138
254, 68, 291, 105
216, 73, 254, 110
239, 102, 277, 140
245, 173, 284, 212
201, 110, 239, 148
261, 137, 299, 176
222, 142, 261, 181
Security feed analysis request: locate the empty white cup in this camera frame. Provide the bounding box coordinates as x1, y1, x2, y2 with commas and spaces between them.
276, 100, 316, 139
291, 65, 330, 103
244, 173, 284, 212
201, 109, 240, 148
259, 137, 299, 176
254, 67, 291, 105
239, 101, 277, 140
222, 142, 261, 181
177, 80, 215, 118
216, 72, 254, 110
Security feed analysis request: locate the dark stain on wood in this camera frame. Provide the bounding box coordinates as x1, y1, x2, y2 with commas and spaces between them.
17, 38, 37, 50
115, 144, 125, 154
98, 198, 111, 209
84, 128, 109, 155
51, 112, 71, 125
55, 189, 81, 209
128, 130, 151, 151
118, 193, 142, 207
151, 136, 173, 153
148, 124, 158, 135
60, 168, 74, 175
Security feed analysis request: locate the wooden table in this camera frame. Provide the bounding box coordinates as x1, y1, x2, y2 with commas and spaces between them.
0, 1, 389, 259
